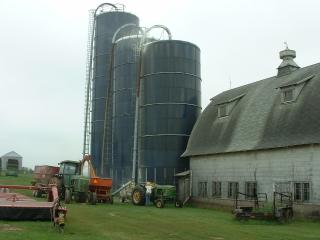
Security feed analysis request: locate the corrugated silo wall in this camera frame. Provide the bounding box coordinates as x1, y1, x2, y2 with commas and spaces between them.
139, 40, 201, 184
112, 37, 141, 187
91, 11, 139, 176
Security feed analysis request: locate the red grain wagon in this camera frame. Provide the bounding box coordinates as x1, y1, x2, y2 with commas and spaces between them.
32, 165, 59, 197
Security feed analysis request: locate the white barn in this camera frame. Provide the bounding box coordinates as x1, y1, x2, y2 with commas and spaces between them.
182, 48, 320, 216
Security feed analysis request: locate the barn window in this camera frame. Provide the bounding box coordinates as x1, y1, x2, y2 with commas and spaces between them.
278, 75, 315, 104
294, 182, 310, 202
281, 86, 296, 103
198, 181, 208, 198
212, 181, 221, 197
215, 94, 245, 118
228, 182, 238, 199
283, 89, 294, 102
245, 182, 257, 200
218, 104, 228, 118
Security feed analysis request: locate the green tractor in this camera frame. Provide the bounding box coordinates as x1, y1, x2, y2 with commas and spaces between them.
51, 160, 90, 204
131, 183, 182, 208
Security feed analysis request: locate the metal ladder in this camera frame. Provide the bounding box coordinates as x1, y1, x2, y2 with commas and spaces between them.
83, 9, 95, 157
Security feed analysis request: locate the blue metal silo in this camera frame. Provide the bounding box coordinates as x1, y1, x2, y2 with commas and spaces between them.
139, 39, 201, 184
89, 4, 139, 176
110, 34, 142, 186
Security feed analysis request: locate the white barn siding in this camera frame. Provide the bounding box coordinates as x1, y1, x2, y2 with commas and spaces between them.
190, 144, 320, 203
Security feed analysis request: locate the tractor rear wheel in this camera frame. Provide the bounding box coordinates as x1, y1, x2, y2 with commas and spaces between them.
131, 185, 146, 206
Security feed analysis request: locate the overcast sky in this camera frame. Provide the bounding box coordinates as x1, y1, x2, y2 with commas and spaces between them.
1, 0, 320, 168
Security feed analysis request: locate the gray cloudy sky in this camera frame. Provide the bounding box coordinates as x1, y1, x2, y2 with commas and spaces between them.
1, 0, 319, 168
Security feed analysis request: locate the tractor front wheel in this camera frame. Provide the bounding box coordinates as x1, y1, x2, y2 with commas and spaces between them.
74, 192, 80, 203
65, 189, 71, 204
131, 185, 146, 206
79, 192, 87, 203
155, 199, 164, 208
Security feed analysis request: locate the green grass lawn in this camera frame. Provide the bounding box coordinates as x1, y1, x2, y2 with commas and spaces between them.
0, 174, 320, 240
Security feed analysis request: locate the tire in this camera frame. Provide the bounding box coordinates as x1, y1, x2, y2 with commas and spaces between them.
131, 185, 146, 206
175, 200, 183, 208
88, 192, 97, 205
65, 189, 71, 204
87, 192, 92, 204
74, 192, 80, 203
36, 190, 42, 198
79, 192, 87, 203
155, 199, 164, 208
92, 192, 97, 205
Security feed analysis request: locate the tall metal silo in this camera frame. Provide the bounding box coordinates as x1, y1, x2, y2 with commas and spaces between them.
88, 4, 139, 176
139, 40, 202, 185
110, 34, 142, 187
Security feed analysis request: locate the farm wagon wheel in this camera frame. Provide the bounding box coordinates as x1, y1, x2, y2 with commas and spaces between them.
88, 192, 97, 205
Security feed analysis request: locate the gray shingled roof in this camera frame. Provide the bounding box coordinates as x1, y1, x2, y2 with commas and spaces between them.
182, 62, 320, 157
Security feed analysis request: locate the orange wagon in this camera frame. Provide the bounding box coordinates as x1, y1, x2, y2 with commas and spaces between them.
88, 177, 113, 203
82, 155, 113, 204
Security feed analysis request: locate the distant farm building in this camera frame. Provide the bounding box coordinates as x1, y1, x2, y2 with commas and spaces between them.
0, 151, 23, 171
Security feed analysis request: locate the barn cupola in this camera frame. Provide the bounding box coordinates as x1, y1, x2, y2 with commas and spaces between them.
277, 43, 300, 77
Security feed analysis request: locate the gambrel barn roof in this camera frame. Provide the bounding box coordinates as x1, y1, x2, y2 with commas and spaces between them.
183, 54, 320, 157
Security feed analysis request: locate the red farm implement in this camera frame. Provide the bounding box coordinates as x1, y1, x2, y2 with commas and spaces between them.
0, 184, 67, 232
31, 165, 60, 197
